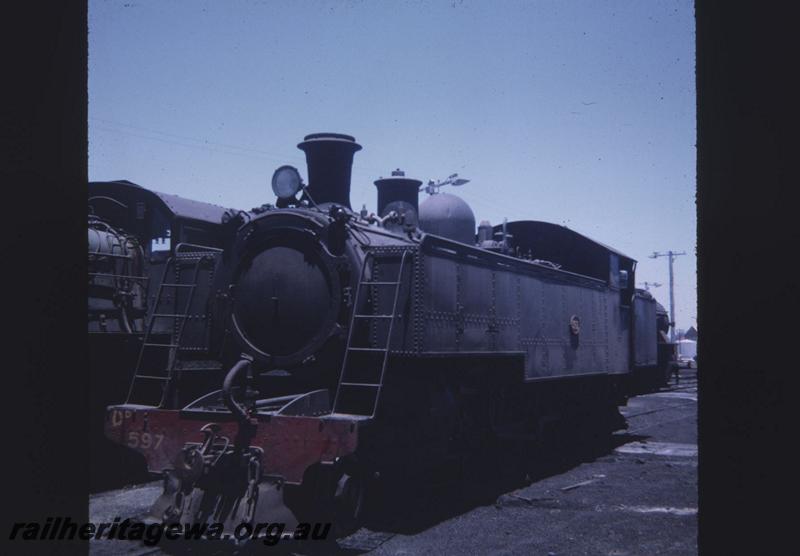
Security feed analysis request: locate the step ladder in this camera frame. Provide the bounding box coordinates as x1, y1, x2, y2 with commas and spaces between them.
333, 249, 411, 417
125, 251, 212, 407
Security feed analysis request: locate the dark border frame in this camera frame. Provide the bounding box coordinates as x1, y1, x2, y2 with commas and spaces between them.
4, 2, 798, 554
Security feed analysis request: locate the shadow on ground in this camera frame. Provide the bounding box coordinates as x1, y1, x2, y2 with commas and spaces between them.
357, 431, 650, 537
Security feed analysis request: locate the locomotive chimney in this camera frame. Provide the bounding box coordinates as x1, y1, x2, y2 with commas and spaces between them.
374, 168, 422, 221
297, 133, 362, 209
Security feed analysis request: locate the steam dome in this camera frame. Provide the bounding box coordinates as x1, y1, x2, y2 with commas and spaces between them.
419, 192, 476, 244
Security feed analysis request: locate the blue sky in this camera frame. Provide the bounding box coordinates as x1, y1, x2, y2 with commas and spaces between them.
89, 0, 696, 329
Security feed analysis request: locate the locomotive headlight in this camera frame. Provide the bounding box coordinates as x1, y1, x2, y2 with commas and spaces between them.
271, 165, 303, 199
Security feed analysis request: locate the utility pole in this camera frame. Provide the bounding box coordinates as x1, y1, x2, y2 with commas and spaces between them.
650, 251, 686, 342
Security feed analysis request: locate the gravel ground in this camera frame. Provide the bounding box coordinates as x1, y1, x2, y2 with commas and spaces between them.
89, 369, 698, 555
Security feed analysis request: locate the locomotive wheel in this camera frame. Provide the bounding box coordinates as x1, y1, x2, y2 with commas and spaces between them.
332, 472, 365, 537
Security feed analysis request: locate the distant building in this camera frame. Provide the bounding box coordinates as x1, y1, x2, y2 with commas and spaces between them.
684, 326, 698, 341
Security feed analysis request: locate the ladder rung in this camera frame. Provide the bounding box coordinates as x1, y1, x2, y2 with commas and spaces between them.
151, 313, 187, 318
135, 375, 171, 381
354, 314, 394, 319
161, 283, 195, 288
143, 343, 179, 348
334, 249, 410, 417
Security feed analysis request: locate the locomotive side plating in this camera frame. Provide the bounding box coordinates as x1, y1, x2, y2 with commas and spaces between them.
104, 133, 672, 536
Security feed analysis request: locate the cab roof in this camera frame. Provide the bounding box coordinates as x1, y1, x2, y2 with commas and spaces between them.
89, 180, 232, 224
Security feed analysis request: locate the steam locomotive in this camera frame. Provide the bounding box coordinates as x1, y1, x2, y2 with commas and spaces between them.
89, 179, 236, 335
100, 133, 675, 536
88, 181, 236, 489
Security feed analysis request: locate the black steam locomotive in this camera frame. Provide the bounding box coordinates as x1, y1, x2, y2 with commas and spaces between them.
88, 181, 236, 489
101, 133, 675, 535
89, 179, 236, 335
